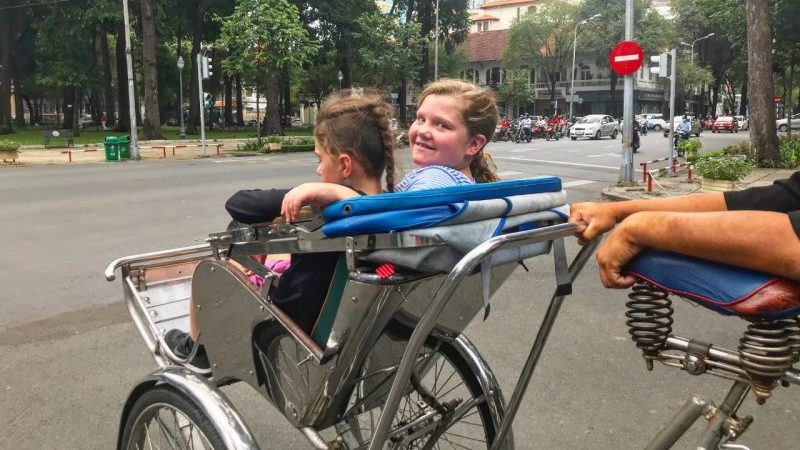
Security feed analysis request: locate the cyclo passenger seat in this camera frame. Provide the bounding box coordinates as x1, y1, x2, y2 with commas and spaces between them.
625, 250, 800, 320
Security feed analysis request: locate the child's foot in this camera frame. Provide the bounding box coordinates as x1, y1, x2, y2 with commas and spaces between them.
164, 329, 211, 374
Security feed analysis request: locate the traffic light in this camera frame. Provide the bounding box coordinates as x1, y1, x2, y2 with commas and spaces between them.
201, 56, 213, 80
203, 92, 214, 108
649, 53, 669, 77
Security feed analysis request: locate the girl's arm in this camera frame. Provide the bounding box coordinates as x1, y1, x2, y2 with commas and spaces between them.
281, 182, 360, 222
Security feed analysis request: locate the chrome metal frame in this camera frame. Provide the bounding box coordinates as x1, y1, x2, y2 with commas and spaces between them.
107, 218, 593, 449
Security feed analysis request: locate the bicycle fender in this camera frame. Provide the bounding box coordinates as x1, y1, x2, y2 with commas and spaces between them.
452, 335, 516, 449
117, 366, 260, 450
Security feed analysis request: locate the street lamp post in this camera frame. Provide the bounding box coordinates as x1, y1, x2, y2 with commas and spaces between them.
569, 14, 601, 120
337, 70, 343, 90
680, 32, 715, 64
177, 56, 185, 139
122, 0, 139, 159
434, 0, 439, 80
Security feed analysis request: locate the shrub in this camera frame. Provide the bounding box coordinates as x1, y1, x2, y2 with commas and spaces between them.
0, 140, 21, 152
266, 135, 281, 144
679, 139, 702, 162
778, 135, 800, 168
236, 139, 267, 153
693, 153, 754, 181
280, 143, 314, 153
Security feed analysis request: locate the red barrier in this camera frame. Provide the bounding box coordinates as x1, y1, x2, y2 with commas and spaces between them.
61, 148, 98, 163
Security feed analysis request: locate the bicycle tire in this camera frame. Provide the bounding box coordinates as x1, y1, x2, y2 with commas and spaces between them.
120, 386, 227, 450
331, 326, 501, 449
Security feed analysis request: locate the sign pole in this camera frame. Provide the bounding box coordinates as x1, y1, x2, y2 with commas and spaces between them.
668, 48, 676, 174
618, 0, 635, 184
122, 0, 139, 160
197, 52, 207, 157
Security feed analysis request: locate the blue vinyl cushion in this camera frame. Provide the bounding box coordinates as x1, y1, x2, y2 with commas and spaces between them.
625, 250, 789, 317
322, 176, 562, 221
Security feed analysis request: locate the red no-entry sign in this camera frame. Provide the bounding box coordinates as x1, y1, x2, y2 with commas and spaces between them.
609, 40, 644, 76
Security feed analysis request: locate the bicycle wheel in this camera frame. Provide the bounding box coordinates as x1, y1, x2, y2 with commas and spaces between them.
331, 330, 499, 449
120, 386, 226, 450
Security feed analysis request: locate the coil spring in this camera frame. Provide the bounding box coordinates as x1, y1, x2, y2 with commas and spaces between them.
625, 283, 674, 370
739, 317, 800, 404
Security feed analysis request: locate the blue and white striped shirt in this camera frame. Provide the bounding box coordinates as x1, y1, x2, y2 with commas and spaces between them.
396, 165, 473, 192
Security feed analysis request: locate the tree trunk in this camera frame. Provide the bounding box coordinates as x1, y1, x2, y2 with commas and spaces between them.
115, 21, 130, 132
261, 79, 282, 136
235, 75, 244, 125
23, 95, 34, 125
13, 74, 25, 127
608, 72, 619, 117
224, 75, 233, 126
187, 0, 202, 134
746, 0, 778, 162
0, 8, 13, 134
739, 81, 748, 116
100, 30, 116, 126
140, 0, 163, 139
283, 71, 291, 117
787, 64, 794, 138
399, 80, 408, 124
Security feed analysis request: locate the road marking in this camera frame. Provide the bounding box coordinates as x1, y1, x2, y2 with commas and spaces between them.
509, 148, 534, 153
497, 170, 523, 177
586, 153, 619, 158
562, 179, 595, 187
494, 156, 620, 171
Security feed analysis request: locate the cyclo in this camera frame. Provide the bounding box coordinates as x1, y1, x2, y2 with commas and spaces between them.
106, 176, 800, 449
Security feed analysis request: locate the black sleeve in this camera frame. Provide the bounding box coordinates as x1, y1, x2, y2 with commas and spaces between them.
224, 188, 290, 224
724, 171, 800, 236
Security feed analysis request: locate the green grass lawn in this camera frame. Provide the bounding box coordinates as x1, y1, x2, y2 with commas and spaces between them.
1, 126, 313, 147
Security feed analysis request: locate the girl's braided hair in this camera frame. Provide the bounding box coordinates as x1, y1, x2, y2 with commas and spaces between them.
314, 89, 396, 192
417, 79, 500, 183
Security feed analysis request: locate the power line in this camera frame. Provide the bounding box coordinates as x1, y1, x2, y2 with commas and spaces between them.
0, 0, 68, 11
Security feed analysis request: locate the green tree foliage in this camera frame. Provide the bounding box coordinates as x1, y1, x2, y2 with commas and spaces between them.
216, 0, 318, 136
498, 69, 534, 117
577, 0, 673, 116
354, 13, 424, 90
676, 60, 714, 109
503, 0, 579, 102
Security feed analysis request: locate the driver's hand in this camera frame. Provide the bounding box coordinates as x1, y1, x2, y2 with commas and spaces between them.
569, 202, 619, 245
594, 221, 642, 289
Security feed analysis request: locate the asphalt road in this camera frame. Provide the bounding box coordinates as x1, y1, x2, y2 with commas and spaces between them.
4, 130, 799, 449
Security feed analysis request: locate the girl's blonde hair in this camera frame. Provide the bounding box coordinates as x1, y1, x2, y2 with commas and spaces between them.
314, 90, 396, 191
417, 79, 500, 183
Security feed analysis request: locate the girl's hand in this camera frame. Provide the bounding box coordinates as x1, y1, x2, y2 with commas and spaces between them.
281, 183, 360, 222
281, 183, 324, 223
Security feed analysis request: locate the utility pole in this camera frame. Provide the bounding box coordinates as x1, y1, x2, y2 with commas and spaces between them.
122, 0, 139, 159
668, 48, 677, 172
197, 50, 207, 157
434, 0, 439, 80
618, 0, 634, 184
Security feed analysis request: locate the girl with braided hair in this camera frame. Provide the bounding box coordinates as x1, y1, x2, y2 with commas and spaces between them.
165, 90, 397, 370
282, 78, 500, 221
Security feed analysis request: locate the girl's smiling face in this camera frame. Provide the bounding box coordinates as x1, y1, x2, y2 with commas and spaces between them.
408, 94, 484, 175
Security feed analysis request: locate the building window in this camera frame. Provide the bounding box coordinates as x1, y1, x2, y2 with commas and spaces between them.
476, 21, 490, 32
486, 67, 501, 87
528, 5, 537, 13
579, 65, 592, 80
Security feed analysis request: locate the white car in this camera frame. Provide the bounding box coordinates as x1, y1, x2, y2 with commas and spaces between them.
777, 113, 800, 132
734, 116, 749, 131
642, 113, 669, 132
569, 114, 620, 140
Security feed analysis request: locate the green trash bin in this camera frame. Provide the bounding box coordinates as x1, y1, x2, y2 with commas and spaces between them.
118, 135, 130, 160
104, 136, 120, 162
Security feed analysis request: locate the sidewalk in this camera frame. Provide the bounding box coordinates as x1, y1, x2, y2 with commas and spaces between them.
602, 167, 795, 201
5, 138, 251, 165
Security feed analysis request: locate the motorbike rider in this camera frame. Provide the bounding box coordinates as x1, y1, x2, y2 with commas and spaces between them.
674, 115, 692, 155
632, 119, 641, 153
520, 114, 533, 140
547, 114, 561, 139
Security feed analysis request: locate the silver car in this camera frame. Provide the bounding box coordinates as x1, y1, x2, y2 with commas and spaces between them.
569, 114, 620, 140
777, 113, 800, 132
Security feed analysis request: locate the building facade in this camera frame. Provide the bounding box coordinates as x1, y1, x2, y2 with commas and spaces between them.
463, 0, 667, 118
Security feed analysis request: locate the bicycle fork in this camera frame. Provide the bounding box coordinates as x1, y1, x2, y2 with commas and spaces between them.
645, 381, 753, 450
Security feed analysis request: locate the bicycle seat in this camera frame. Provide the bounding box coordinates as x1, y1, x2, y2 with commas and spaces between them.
625, 250, 800, 320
